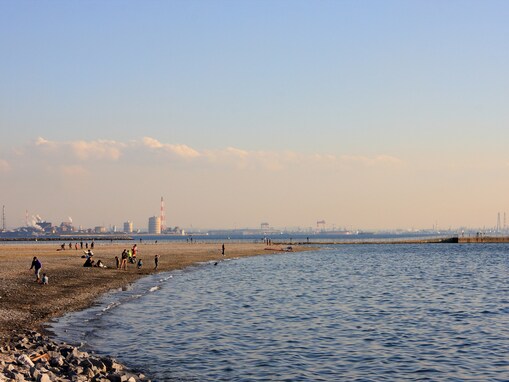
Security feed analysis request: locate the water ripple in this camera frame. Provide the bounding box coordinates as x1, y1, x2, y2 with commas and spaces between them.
51, 243, 509, 381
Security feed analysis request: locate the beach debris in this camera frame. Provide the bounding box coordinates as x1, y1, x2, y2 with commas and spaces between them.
1, 330, 151, 382
31, 353, 50, 363
17, 354, 34, 368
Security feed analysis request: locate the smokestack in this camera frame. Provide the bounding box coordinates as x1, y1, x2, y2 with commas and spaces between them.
160, 196, 165, 232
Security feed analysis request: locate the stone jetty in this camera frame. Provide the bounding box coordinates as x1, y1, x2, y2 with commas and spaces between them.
0, 330, 149, 382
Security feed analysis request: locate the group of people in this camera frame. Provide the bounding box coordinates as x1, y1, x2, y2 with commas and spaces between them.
30, 243, 164, 286
82, 249, 106, 268
59, 241, 95, 251
115, 245, 143, 270
115, 250, 160, 271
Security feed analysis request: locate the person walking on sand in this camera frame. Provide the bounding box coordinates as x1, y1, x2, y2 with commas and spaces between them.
154, 254, 160, 270
30, 257, 42, 282
115, 255, 120, 269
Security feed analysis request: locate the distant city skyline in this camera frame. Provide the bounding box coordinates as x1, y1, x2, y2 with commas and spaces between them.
2, 199, 509, 234
2, 1, 509, 230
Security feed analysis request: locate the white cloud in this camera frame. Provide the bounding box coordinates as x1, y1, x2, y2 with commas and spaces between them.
142, 137, 164, 149
35, 137, 50, 146
142, 137, 201, 159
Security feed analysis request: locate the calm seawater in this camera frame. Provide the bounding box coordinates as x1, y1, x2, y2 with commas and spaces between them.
50, 244, 509, 381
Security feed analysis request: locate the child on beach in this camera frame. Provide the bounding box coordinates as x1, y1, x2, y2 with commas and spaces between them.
41, 273, 48, 285
137, 258, 143, 269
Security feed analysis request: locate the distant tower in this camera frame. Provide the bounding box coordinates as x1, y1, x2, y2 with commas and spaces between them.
2, 205, 5, 231
25, 209, 29, 227
504, 212, 507, 231
149, 216, 161, 234
317, 220, 326, 231
497, 212, 501, 232
160, 196, 165, 232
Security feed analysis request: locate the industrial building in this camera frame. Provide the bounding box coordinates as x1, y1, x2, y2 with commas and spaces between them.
148, 216, 161, 234
123, 221, 133, 233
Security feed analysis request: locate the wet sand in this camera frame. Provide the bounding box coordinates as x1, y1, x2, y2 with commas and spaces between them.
0, 241, 305, 341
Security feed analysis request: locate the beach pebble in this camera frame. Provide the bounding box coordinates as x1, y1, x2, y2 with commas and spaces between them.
37, 373, 51, 382
106, 373, 128, 382
103, 358, 123, 372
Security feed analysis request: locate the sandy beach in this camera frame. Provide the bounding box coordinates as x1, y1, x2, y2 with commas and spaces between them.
0, 241, 303, 341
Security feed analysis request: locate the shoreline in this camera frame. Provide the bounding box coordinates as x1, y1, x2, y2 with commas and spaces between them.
0, 242, 310, 381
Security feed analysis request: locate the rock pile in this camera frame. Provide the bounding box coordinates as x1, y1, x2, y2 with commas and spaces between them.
1, 330, 149, 382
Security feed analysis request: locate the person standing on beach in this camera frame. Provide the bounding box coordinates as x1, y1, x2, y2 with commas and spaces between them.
30, 257, 42, 282
121, 249, 128, 270
222, 243, 225, 256
154, 254, 160, 270
115, 256, 120, 269
132, 244, 138, 262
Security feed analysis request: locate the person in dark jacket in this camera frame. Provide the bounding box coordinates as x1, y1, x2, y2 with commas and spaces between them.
30, 257, 42, 282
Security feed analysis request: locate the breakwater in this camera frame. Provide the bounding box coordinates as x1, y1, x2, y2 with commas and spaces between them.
279, 236, 509, 245
277, 236, 459, 245
458, 235, 509, 243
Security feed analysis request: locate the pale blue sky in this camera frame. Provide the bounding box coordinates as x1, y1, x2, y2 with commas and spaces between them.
1, 1, 509, 230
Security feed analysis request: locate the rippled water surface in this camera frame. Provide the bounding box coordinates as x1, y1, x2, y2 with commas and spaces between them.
51, 244, 509, 381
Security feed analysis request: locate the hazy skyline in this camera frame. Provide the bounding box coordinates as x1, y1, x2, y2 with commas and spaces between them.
2, 1, 509, 230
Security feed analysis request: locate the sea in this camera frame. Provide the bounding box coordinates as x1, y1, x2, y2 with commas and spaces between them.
48, 242, 509, 381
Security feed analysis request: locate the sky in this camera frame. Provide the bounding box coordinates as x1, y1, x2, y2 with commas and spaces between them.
1, 0, 509, 231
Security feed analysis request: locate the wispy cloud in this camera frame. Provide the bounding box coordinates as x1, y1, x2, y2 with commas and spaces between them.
70, 140, 125, 160
340, 154, 403, 167
21, 137, 403, 172
35, 137, 125, 161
